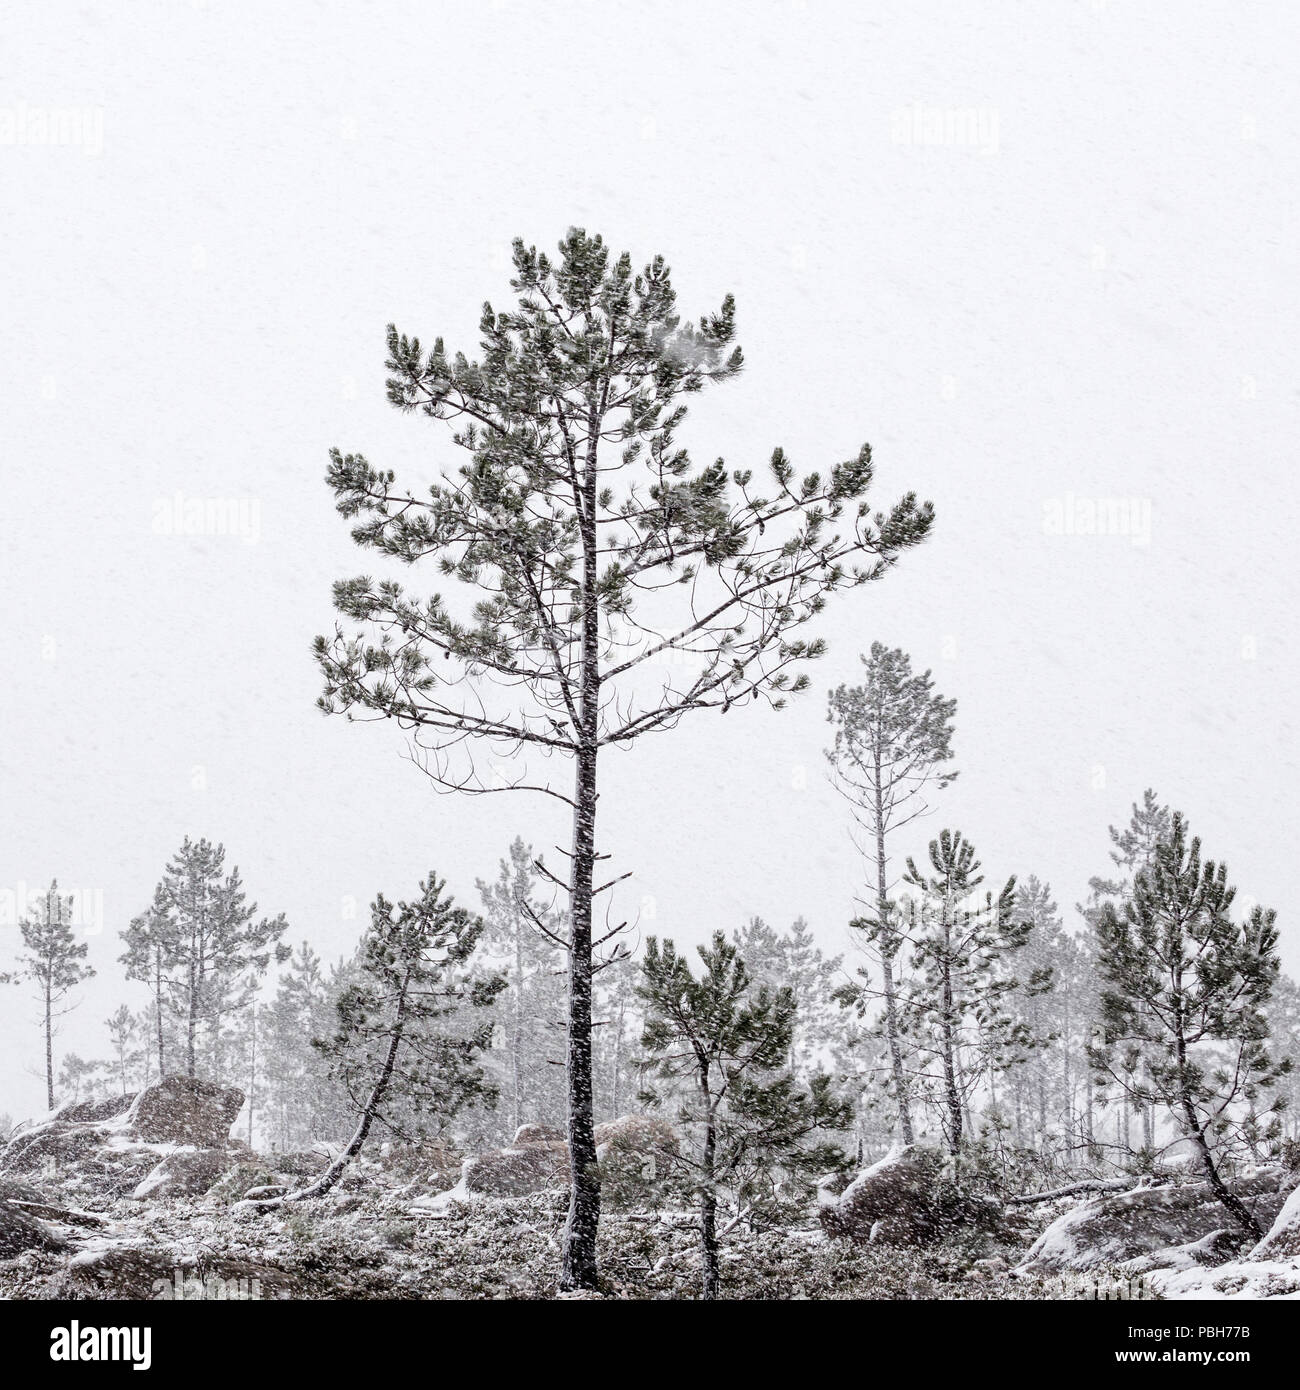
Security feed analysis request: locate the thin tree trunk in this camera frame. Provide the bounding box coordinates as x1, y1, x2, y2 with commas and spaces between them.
512, 927, 523, 1134
1175, 1017, 1261, 1239
187, 951, 197, 1079
154, 948, 166, 1077
700, 1094, 719, 1301
940, 918, 962, 1158
560, 417, 603, 1293
874, 772, 914, 1145
560, 740, 600, 1290
45, 976, 54, 1112
259, 978, 410, 1207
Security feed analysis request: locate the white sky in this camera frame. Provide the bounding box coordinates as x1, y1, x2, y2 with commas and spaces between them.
2, 1, 1298, 1121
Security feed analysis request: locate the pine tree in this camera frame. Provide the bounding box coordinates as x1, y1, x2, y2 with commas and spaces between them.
20, 881, 96, 1111
593, 946, 640, 1124
476, 837, 567, 1137
638, 932, 852, 1299
1082, 789, 1173, 1157
826, 643, 957, 1144
1003, 877, 1062, 1154
260, 942, 341, 1151
314, 230, 934, 1286
257, 873, 504, 1204
124, 838, 290, 1080
1092, 812, 1289, 1237
899, 832, 1025, 1157
732, 916, 843, 1080
104, 1004, 140, 1096
120, 897, 177, 1078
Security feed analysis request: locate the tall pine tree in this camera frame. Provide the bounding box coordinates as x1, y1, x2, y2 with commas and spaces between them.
314, 230, 934, 1286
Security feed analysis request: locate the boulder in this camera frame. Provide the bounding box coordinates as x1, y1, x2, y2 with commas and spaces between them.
56, 1093, 136, 1123
1, 1121, 103, 1174
0, 1075, 246, 1198
275, 1149, 332, 1177
1249, 1181, 1300, 1261
202, 1162, 290, 1206
594, 1114, 678, 1166
1122, 1226, 1250, 1276
0, 1200, 67, 1256
132, 1147, 231, 1200
243, 1184, 289, 1201
822, 1145, 942, 1243
462, 1141, 570, 1197
821, 1144, 1005, 1246
60, 1246, 300, 1300
512, 1124, 566, 1146
125, 1076, 244, 1148
1015, 1170, 1292, 1275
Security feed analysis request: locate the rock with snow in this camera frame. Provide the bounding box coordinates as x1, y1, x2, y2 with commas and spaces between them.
131, 1147, 231, 1200
511, 1124, 566, 1146
0, 1200, 67, 1256
55, 1093, 136, 1124
594, 1114, 678, 1165
1121, 1226, 1249, 1276
821, 1144, 1000, 1245
462, 1141, 570, 1197
822, 1145, 943, 1242
1015, 1170, 1292, 1276
124, 1076, 244, 1148
0, 1075, 247, 1198
274, 1148, 332, 1177
1, 1120, 105, 1174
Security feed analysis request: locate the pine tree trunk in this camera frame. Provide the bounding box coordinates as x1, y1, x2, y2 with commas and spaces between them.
560, 739, 600, 1290
44, 976, 54, 1112
266, 980, 411, 1206
700, 1098, 719, 1301
511, 929, 523, 1135
1175, 1024, 1262, 1239
940, 919, 962, 1158
559, 419, 604, 1292
874, 774, 914, 1145
187, 953, 197, 1079
154, 948, 166, 1077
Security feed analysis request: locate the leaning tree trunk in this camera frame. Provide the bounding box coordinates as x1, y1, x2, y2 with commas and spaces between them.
511, 928, 524, 1135
258, 982, 410, 1208
1176, 1034, 1262, 1240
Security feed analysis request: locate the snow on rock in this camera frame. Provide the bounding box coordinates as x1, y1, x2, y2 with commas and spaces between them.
821, 1144, 1003, 1246
0, 1075, 246, 1199
1014, 1170, 1292, 1276
1249, 1180, 1300, 1261
123, 1076, 244, 1148
0, 1199, 68, 1256
593, 1114, 678, 1165
1147, 1256, 1300, 1300
131, 1147, 231, 1201
462, 1141, 569, 1197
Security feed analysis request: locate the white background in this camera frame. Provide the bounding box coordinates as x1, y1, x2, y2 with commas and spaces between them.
2, 1, 1297, 1120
